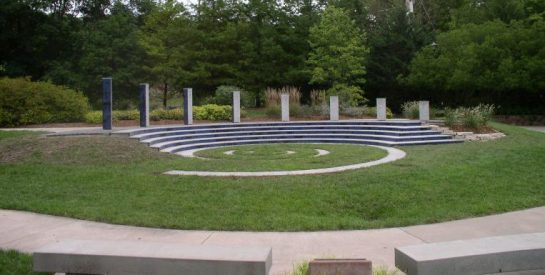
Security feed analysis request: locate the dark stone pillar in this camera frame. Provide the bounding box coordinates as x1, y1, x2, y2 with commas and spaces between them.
139, 83, 149, 127
102, 77, 112, 130
183, 88, 193, 125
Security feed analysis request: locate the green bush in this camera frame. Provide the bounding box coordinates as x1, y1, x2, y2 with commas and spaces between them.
214, 85, 255, 108
299, 105, 328, 118
85, 110, 141, 124
0, 77, 90, 126
327, 84, 366, 108
444, 108, 459, 127
150, 109, 183, 121
194, 104, 232, 121
444, 104, 495, 129
341, 106, 393, 118
289, 104, 302, 117
79, 105, 240, 123
401, 101, 420, 119
113, 110, 139, 121
84, 111, 103, 124
266, 105, 281, 118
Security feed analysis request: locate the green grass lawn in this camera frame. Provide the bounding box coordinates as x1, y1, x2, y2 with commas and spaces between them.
0, 250, 45, 275
193, 143, 387, 171
0, 122, 544, 231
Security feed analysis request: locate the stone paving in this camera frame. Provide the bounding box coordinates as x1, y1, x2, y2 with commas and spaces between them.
2, 207, 545, 274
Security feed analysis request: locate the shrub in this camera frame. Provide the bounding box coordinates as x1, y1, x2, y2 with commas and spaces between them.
214, 85, 255, 108
299, 104, 328, 118
327, 84, 366, 108
444, 104, 495, 129
265, 105, 281, 118
194, 104, 232, 121
401, 101, 420, 119
431, 107, 444, 119
0, 77, 90, 126
113, 110, 139, 121
443, 108, 459, 127
341, 106, 364, 117
341, 106, 393, 118
84, 111, 103, 124
289, 104, 302, 117
84, 110, 142, 124
309, 89, 327, 106
150, 109, 183, 121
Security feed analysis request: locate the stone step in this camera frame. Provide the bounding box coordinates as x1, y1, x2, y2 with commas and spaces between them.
163, 138, 462, 154
141, 129, 442, 145
150, 133, 453, 150
122, 120, 425, 137
131, 125, 433, 139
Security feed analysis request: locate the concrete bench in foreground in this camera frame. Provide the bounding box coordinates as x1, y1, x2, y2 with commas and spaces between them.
33, 240, 272, 275
395, 232, 545, 275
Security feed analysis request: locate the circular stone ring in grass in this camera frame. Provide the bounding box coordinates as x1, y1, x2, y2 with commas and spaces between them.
163, 145, 406, 177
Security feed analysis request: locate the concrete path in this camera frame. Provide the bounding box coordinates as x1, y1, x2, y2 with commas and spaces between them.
2, 207, 545, 274
166, 146, 406, 177
524, 126, 545, 133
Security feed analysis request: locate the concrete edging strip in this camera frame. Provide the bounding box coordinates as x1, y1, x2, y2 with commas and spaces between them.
163, 145, 406, 177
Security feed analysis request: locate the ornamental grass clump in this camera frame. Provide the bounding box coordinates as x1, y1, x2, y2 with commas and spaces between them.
309, 89, 327, 106
264, 86, 301, 107
265, 86, 301, 117
401, 101, 420, 119
444, 104, 495, 129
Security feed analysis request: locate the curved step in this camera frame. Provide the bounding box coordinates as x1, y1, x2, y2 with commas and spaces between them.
117, 120, 462, 155
163, 138, 462, 154
131, 125, 433, 140
141, 129, 442, 145
122, 120, 425, 137
151, 133, 453, 150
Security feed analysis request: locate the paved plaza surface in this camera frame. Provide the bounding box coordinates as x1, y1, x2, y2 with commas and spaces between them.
1, 207, 545, 274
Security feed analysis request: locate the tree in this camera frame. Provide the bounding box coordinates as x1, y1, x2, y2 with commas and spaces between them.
404, 18, 545, 110
139, 0, 192, 108
450, 0, 527, 27
306, 6, 369, 106
0, 0, 79, 80
364, 2, 433, 107
68, 1, 146, 107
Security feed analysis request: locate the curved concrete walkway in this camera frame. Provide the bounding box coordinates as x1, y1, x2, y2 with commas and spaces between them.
166, 145, 406, 177
1, 207, 545, 274
524, 126, 545, 133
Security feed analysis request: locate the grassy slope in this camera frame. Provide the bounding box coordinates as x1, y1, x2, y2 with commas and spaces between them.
0, 123, 544, 231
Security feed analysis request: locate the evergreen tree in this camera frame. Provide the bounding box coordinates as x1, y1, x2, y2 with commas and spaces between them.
306, 6, 369, 106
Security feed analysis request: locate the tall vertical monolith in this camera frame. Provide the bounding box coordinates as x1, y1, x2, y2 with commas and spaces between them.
183, 88, 193, 125
102, 77, 112, 130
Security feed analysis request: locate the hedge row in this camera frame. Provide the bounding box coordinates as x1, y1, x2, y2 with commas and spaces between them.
84, 104, 238, 124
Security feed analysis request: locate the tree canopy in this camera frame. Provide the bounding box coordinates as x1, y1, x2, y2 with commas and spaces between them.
0, 0, 544, 113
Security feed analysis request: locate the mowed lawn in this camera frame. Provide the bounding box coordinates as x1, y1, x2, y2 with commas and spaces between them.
0, 123, 544, 231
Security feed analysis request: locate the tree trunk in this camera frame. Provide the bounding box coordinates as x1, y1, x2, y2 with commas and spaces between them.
163, 82, 168, 108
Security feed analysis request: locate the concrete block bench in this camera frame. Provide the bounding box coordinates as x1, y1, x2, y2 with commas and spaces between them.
33, 240, 272, 275
395, 232, 545, 275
